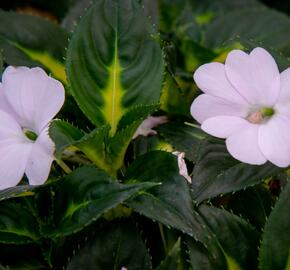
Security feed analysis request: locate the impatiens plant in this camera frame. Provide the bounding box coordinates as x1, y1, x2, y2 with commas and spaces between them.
0, 0, 289, 269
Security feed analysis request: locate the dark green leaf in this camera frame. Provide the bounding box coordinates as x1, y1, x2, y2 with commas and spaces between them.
66, 0, 164, 133
204, 7, 290, 55
76, 105, 158, 176
259, 181, 290, 270
66, 220, 151, 270
126, 151, 211, 243
157, 121, 207, 162
49, 120, 84, 158
0, 201, 40, 244
0, 10, 68, 83
0, 185, 36, 202
227, 186, 273, 231
187, 205, 260, 270
192, 139, 280, 203
42, 166, 157, 237
155, 238, 181, 270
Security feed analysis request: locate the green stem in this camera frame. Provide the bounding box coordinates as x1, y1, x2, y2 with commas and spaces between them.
159, 223, 167, 254
56, 158, 72, 174
184, 122, 201, 129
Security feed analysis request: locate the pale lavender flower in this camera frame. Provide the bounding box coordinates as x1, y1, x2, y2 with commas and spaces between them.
191, 47, 290, 167
0, 66, 65, 189
133, 116, 168, 139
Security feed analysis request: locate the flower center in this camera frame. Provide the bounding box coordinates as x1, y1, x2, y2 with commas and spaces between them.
23, 128, 38, 141
247, 107, 275, 124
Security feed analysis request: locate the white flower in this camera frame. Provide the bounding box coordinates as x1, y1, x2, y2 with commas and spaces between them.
133, 116, 168, 139
191, 47, 290, 167
0, 66, 65, 189
173, 151, 191, 183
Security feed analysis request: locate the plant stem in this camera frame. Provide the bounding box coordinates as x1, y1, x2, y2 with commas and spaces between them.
56, 158, 72, 174
159, 223, 167, 254
184, 122, 201, 129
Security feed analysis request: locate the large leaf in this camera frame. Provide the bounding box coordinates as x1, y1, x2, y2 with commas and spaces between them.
66, 220, 151, 270
125, 151, 212, 244
187, 205, 260, 270
0, 10, 68, 83
66, 0, 164, 133
42, 166, 157, 237
259, 181, 290, 270
192, 139, 281, 203
203, 7, 290, 55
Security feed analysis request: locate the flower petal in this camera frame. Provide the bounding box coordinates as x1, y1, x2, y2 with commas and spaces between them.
0, 141, 32, 190
194, 62, 248, 105
202, 116, 248, 139
275, 67, 290, 117
190, 94, 248, 123
25, 127, 55, 185
133, 116, 168, 139
259, 115, 290, 167
0, 110, 32, 189
2, 66, 65, 134
225, 47, 280, 106
226, 123, 267, 165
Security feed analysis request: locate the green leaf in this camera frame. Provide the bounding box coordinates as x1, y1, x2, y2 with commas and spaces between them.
66, 0, 164, 133
192, 139, 280, 203
0, 185, 36, 202
125, 151, 212, 244
155, 238, 181, 270
61, 0, 91, 32
0, 10, 68, 83
76, 104, 158, 176
259, 181, 290, 270
157, 121, 208, 162
187, 205, 259, 270
0, 201, 40, 244
42, 166, 157, 237
227, 186, 273, 230
203, 7, 290, 55
66, 220, 151, 270
49, 120, 84, 158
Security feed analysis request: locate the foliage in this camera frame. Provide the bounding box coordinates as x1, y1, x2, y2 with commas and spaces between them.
0, 0, 289, 269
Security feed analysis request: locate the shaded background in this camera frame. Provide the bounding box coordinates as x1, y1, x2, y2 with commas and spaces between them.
0, 0, 290, 21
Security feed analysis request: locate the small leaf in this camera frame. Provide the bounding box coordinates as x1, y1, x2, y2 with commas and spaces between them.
259, 181, 290, 270
66, 220, 151, 270
66, 0, 164, 133
192, 139, 280, 203
49, 120, 84, 158
76, 105, 158, 176
155, 238, 181, 270
0, 185, 36, 202
42, 166, 157, 237
157, 120, 207, 162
